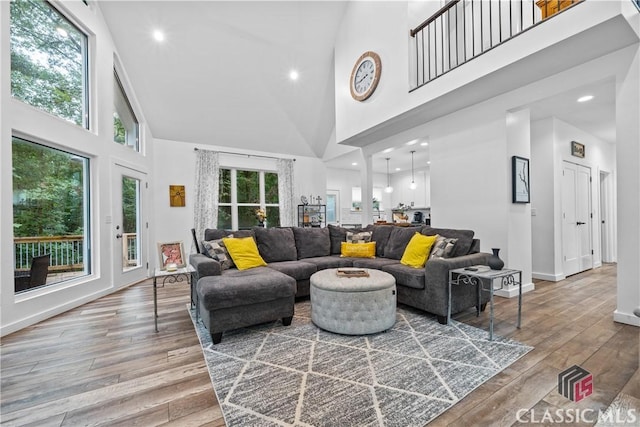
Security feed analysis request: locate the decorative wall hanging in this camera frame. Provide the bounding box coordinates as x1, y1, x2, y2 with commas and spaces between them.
571, 141, 585, 158
169, 185, 186, 207
512, 156, 530, 204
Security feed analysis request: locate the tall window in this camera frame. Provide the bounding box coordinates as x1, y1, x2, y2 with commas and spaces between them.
218, 168, 280, 229
114, 70, 139, 151
13, 137, 91, 292
10, 0, 89, 128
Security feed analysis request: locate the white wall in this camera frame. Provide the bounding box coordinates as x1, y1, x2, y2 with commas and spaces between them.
1, 1, 155, 336
153, 138, 327, 257
333, 0, 625, 145
530, 117, 617, 281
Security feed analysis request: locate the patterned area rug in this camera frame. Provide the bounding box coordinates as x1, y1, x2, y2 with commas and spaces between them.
189, 301, 532, 427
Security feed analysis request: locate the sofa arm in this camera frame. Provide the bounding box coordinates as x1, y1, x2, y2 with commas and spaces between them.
189, 253, 222, 282
424, 252, 491, 288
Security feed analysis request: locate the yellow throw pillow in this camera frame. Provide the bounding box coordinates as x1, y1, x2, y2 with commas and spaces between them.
400, 233, 438, 268
222, 236, 267, 270
340, 242, 376, 258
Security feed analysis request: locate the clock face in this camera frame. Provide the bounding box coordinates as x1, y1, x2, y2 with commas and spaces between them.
350, 51, 381, 102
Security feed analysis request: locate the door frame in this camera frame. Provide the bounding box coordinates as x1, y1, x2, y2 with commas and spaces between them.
112, 161, 148, 288
561, 161, 593, 276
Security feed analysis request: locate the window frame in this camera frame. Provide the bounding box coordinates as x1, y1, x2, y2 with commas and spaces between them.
113, 68, 140, 151
218, 167, 280, 230
10, 0, 91, 129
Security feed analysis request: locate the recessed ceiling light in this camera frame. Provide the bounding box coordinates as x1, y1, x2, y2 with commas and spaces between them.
351, 162, 358, 166
427, 161, 431, 164
406, 139, 417, 146
577, 95, 594, 103
153, 30, 165, 42
289, 70, 299, 81
382, 148, 394, 153
56, 27, 68, 38
395, 167, 401, 171
420, 142, 429, 146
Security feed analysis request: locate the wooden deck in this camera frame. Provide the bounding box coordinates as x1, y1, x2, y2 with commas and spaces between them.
1, 263, 638, 426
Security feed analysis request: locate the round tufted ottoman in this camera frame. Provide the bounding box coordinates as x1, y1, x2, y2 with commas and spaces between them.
310, 268, 396, 335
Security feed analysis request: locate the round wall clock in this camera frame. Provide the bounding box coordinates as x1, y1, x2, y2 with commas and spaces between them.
350, 51, 382, 102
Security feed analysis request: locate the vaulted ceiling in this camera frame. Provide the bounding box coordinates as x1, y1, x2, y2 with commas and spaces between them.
99, 1, 348, 158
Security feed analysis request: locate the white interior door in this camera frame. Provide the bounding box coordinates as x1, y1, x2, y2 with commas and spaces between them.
113, 164, 147, 287
562, 161, 592, 276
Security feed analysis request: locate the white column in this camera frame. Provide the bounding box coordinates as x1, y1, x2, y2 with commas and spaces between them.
614, 46, 640, 327
359, 150, 373, 227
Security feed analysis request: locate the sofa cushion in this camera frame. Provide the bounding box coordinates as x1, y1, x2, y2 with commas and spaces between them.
370, 225, 394, 257
400, 233, 438, 268
383, 226, 424, 260
197, 267, 295, 310
301, 255, 354, 270
267, 260, 317, 281
340, 242, 376, 258
421, 227, 474, 257
202, 236, 234, 270
293, 227, 331, 259
222, 236, 267, 270
253, 227, 298, 263
328, 224, 372, 255
351, 258, 399, 269
382, 263, 426, 290
429, 235, 458, 260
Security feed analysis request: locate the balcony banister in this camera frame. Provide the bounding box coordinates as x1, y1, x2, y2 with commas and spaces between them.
410, 0, 460, 37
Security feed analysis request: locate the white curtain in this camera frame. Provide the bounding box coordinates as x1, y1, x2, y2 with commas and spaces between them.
193, 150, 219, 252
277, 158, 295, 226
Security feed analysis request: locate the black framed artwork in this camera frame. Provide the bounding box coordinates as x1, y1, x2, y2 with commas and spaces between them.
512, 156, 530, 204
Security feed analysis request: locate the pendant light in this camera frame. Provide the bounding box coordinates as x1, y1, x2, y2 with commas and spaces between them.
384, 158, 393, 193
409, 150, 417, 190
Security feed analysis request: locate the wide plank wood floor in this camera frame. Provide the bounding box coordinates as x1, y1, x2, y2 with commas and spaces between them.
1, 263, 638, 426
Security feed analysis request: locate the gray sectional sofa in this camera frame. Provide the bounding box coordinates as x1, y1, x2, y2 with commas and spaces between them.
190, 224, 491, 342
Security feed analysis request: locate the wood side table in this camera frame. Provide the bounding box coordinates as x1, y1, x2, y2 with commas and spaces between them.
153, 265, 195, 332
448, 265, 522, 340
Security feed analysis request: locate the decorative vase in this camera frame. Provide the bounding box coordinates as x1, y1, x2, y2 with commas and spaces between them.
488, 248, 504, 270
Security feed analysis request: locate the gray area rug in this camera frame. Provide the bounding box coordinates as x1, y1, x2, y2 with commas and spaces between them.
189, 301, 532, 426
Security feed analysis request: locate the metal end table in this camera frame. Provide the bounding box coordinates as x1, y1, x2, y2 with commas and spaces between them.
153, 265, 195, 332
448, 265, 522, 340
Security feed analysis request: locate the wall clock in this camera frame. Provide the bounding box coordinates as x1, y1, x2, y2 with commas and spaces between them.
350, 51, 382, 102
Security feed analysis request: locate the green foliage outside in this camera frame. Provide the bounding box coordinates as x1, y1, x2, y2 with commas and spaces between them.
10, 0, 86, 127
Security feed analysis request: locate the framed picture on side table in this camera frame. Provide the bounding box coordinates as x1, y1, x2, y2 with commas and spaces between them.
512, 156, 530, 204
157, 241, 186, 270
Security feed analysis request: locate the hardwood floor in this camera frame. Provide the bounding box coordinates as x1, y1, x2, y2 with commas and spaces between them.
1, 263, 638, 426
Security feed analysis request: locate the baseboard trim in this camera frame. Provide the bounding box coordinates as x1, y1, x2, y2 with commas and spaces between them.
532, 272, 566, 282
494, 282, 535, 298
613, 310, 640, 327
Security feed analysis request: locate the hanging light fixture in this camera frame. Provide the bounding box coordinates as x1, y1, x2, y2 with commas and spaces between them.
409, 150, 417, 190
384, 158, 393, 193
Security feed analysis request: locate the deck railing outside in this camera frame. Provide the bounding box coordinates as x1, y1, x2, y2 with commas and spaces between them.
410, 0, 584, 90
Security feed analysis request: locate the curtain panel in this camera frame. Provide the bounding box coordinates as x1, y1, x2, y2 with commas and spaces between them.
193, 150, 219, 252
277, 158, 295, 227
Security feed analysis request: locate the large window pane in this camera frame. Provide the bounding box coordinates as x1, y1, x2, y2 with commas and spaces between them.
10, 0, 88, 128
114, 70, 139, 151
265, 207, 280, 228
237, 170, 259, 203
219, 169, 231, 203
238, 206, 260, 229
217, 206, 231, 230
265, 172, 279, 204
122, 177, 140, 270
13, 137, 91, 292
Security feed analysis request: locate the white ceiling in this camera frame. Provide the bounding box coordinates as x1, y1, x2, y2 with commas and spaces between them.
99, 1, 615, 175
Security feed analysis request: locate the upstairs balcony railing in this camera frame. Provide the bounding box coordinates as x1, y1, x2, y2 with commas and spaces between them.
410, 0, 584, 90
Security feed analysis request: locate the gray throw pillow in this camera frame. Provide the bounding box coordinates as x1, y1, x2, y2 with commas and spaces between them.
429, 235, 458, 260
421, 227, 474, 257
346, 231, 372, 243
253, 227, 297, 263
293, 227, 330, 259
371, 225, 394, 257
202, 235, 234, 270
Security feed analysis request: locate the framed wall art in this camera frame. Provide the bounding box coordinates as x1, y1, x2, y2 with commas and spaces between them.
157, 241, 186, 270
169, 185, 186, 207
512, 156, 530, 204
571, 141, 585, 158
